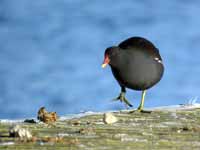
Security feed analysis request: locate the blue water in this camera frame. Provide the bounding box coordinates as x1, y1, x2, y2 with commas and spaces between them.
0, 0, 200, 119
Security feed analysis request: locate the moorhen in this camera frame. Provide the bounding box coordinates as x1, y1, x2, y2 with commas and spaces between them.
102, 37, 164, 111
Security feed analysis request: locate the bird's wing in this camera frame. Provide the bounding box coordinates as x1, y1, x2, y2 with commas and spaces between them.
118, 37, 162, 60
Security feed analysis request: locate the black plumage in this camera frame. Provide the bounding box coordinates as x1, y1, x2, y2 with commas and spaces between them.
102, 37, 164, 110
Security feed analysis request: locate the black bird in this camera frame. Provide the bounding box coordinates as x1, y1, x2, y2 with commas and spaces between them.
102, 37, 164, 111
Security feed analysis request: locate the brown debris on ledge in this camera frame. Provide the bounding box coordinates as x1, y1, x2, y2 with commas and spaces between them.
37, 107, 58, 123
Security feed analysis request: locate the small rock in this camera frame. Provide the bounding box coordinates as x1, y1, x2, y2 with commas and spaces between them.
70, 120, 81, 126
86, 121, 91, 125
78, 128, 95, 135
9, 125, 32, 140
177, 129, 181, 133
103, 113, 118, 124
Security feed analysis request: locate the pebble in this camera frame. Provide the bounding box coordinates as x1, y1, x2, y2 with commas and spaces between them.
103, 113, 118, 124
9, 125, 32, 140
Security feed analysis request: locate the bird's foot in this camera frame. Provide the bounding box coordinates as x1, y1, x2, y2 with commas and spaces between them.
112, 92, 133, 107
137, 105, 143, 112
129, 108, 152, 114
137, 108, 152, 113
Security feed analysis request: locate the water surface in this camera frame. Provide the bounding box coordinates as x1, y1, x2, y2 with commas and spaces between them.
0, 0, 200, 118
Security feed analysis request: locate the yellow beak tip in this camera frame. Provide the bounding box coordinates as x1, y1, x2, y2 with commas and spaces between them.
101, 64, 107, 68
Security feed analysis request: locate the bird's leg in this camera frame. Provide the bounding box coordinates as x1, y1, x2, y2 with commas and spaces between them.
137, 90, 146, 111
113, 87, 133, 107
129, 90, 151, 113
137, 90, 152, 114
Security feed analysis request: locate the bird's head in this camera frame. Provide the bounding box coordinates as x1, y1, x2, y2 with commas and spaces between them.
102, 46, 120, 68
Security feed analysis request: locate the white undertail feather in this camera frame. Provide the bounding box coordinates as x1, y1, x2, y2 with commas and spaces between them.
154, 57, 162, 64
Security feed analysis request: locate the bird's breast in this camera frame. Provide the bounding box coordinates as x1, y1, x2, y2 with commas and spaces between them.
111, 51, 164, 90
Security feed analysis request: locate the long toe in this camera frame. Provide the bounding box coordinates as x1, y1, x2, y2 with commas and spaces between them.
122, 97, 133, 107
129, 109, 152, 114
112, 94, 133, 107
137, 108, 152, 113
112, 95, 121, 101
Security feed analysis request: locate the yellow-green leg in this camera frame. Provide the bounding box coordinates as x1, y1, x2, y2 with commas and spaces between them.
129, 90, 151, 113
137, 90, 146, 111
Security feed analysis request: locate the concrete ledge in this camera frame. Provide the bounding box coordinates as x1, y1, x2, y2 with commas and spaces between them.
1, 104, 200, 149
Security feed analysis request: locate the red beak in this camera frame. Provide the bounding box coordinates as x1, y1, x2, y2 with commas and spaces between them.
102, 55, 110, 68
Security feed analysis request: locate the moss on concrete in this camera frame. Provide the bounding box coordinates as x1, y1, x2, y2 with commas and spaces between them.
1, 108, 200, 150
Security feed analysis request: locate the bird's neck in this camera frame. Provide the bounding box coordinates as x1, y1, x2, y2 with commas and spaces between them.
110, 52, 126, 69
